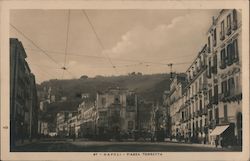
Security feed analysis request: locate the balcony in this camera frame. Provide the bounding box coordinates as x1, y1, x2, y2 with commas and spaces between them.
220, 31, 225, 41
226, 26, 232, 36
219, 89, 242, 102
220, 62, 226, 70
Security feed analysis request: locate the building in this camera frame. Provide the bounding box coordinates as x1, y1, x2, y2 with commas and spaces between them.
10, 38, 39, 149
183, 44, 209, 144
67, 112, 78, 137
206, 9, 242, 146
165, 74, 187, 141
150, 104, 166, 141
56, 111, 76, 137
95, 87, 138, 139
165, 9, 242, 146
38, 121, 49, 136
77, 101, 96, 138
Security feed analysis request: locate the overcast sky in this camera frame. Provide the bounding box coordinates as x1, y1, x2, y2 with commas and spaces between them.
10, 9, 219, 83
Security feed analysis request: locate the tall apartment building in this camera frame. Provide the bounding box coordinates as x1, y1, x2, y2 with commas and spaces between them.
206, 9, 242, 146
164, 74, 187, 141
183, 44, 209, 143
10, 38, 39, 149
166, 9, 242, 146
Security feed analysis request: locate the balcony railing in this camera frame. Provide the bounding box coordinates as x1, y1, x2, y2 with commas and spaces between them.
220, 62, 226, 69
219, 89, 242, 102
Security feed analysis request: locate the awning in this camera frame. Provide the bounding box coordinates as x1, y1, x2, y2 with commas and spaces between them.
210, 125, 230, 136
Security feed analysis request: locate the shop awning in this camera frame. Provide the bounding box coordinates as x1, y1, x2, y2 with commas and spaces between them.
210, 125, 229, 136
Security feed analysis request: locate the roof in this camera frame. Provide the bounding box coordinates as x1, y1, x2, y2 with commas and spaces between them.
47, 99, 82, 113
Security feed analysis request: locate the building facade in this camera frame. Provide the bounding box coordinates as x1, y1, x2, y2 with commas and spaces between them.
206, 9, 242, 146
95, 88, 138, 138
166, 9, 242, 146
10, 38, 39, 149
183, 44, 209, 143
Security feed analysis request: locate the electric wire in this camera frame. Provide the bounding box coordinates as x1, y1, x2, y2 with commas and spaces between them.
81, 10, 117, 71
10, 23, 77, 79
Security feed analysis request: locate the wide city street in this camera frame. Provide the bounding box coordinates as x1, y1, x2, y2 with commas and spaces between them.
12, 138, 241, 152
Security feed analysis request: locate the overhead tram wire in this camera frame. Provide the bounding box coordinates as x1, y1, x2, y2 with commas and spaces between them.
81, 10, 118, 73
10, 24, 61, 67
62, 10, 71, 79
25, 47, 192, 67
10, 23, 77, 79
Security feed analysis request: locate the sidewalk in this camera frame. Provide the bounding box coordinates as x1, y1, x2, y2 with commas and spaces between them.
15, 139, 38, 147
165, 139, 242, 150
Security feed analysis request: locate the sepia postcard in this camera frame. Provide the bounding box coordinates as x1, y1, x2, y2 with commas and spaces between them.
0, 0, 249, 161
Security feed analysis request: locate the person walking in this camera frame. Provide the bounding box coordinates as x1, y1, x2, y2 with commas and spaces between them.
215, 136, 219, 148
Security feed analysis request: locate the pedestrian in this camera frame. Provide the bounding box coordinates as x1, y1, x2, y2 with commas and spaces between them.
215, 136, 219, 148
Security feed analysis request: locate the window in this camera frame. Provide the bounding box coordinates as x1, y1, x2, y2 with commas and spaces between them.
199, 77, 202, 91
208, 89, 212, 103
209, 110, 213, 121
232, 9, 237, 30
220, 20, 225, 39
227, 43, 234, 66
224, 105, 228, 122
220, 48, 226, 69
235, 76, 239, 92
214, 85, 218, 104
207, 57, 212, 78
233, 39, 239, 62
227, 14, 232, 30
221, 81, 228, 97
215, 108, 219, 124
228, 77, 235, 95
195, 82, 198, 94
213, 54, 217, 74
213, 28, 217, 46
199, 99, 202, 111
208, 36, 211, 52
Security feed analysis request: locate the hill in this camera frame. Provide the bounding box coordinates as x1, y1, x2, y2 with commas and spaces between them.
37, 73, 174, 104
37, 73, 179, 124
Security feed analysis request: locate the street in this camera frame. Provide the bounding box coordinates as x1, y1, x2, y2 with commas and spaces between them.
12, 139, 241, 152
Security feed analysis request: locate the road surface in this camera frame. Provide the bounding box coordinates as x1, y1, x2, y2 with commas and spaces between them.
12, 139, 241, 152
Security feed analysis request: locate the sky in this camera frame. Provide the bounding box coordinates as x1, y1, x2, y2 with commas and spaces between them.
10, 9, 219, 83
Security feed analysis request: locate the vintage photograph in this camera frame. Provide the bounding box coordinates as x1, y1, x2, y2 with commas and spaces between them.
9, 9, 243, 152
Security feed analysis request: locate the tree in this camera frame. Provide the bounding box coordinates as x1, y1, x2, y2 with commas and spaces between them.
80, 75, 88, 79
